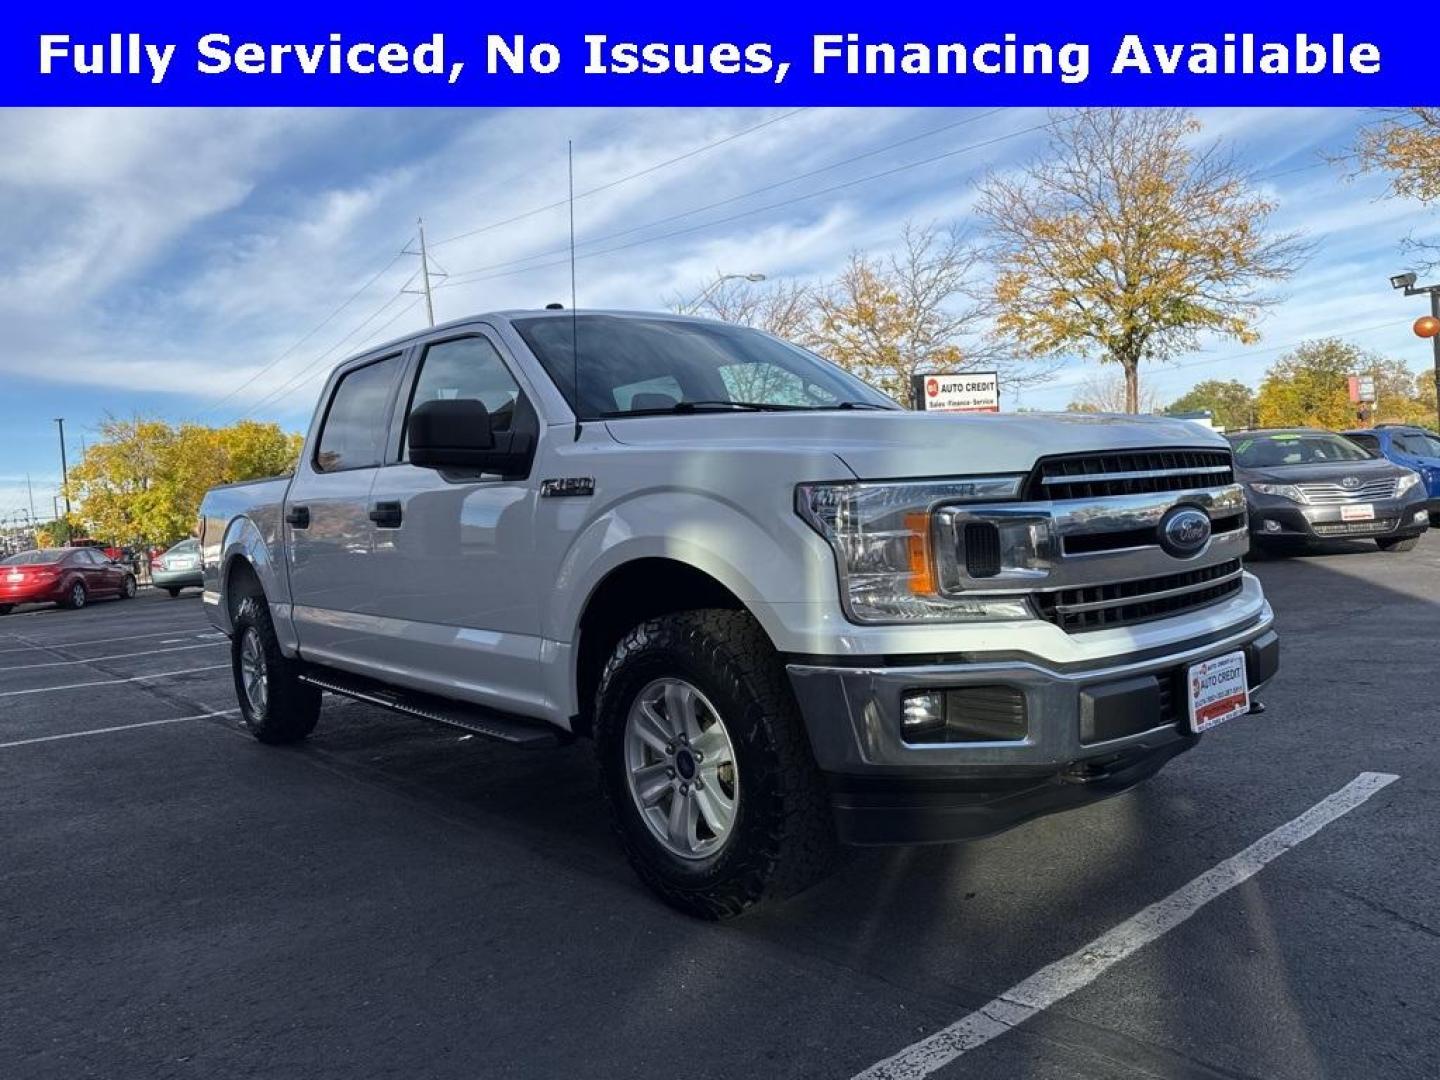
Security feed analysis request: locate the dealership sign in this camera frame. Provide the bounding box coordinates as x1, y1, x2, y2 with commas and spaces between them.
911, 372, 1000, 413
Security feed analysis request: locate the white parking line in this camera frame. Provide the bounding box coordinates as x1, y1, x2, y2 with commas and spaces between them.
0, 627, 217, 654
853, 771, 1400, 1080
0, 663, 230, 698
0, 641, 225, 671
0, 709, 240, 749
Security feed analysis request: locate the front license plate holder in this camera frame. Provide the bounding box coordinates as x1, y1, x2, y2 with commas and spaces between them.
1186, 650, 1249, 734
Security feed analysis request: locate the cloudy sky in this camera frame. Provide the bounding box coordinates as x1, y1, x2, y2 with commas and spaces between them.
0, 106, 1435, 521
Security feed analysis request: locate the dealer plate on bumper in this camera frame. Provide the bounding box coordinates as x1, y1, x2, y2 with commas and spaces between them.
1187, 650, 1249, 734
1341, 504, 1375, 522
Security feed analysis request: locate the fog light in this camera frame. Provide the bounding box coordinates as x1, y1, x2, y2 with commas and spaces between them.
1415, 511, 1428, 524
901, 687, 1027, 744
902, 691, 945, 735
1262, 519, 1282, 533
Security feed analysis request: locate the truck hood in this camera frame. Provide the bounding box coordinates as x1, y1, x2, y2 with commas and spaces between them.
604, 410, 1226, 479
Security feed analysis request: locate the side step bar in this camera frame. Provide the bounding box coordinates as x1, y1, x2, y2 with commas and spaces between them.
298, 666, 568, 749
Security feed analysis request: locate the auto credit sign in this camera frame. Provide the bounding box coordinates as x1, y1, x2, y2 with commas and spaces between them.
911, 372, 1000, 413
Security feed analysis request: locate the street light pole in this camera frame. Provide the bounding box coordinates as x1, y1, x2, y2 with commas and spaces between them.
682, 272, 767, 314
53, 418, 71, 516
1390, 272, 1440, 427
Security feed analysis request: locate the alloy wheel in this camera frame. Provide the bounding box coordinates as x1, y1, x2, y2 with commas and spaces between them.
623, 677, 739, 860
239, 628, 269, 718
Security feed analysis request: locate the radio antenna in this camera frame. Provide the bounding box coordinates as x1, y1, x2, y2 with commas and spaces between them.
568, 140, 581, 440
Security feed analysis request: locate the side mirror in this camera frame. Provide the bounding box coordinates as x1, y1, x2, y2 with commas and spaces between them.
409, 399, 532, 475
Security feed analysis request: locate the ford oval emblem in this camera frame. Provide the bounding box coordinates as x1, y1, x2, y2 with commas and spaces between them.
1159, 506, 1212, 558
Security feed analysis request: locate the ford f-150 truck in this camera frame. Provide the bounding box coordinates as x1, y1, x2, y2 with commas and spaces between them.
199, 309, 1279, 918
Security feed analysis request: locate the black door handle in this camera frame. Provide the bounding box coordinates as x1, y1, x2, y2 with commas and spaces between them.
369, 501, 403, 528
285, 505, 310, 529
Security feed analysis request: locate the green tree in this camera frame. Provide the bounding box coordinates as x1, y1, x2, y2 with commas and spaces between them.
978, 108, 1307, 413
65, 418, 302, 544
1164, 379, 1255, 430
1252, 339, 1428, 429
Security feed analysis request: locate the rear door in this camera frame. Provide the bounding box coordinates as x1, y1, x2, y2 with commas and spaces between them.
361, 327, 547, 714
285, 351, 407, 669
77, 548, 119, 597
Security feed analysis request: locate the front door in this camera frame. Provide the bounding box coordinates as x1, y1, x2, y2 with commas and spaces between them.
286, 351, 405, 669
363, 328, 546, 716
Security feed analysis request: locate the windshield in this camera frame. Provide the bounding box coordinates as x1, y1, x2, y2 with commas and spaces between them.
2, 549, 65, 566
512, 314, 898, 419
1228, 432, 1376, 468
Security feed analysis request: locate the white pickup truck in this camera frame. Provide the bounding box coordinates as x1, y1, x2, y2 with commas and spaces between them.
199, 309, 1278, 918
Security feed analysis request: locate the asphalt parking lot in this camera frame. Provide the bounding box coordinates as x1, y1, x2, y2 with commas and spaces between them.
2, 541, 1438, 1080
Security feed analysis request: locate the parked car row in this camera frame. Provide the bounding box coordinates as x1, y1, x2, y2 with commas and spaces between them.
1227, 426, 1435, 553
0, 538, 202, 615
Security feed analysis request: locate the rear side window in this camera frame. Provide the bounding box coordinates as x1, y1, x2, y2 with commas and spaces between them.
402, 336, 522, 456
315, 355, 401, 472
1346, 434, 1380, 454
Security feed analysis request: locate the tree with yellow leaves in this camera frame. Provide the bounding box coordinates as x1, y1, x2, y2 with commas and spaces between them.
809, 221, 1028, 402
65, 418, 302, 545
978, 109, 1308, 413
1348, 108, 1440, 269
1254, 339, 1431, 429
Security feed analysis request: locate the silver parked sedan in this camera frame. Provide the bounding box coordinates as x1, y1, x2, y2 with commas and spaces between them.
151, 539, 204, 596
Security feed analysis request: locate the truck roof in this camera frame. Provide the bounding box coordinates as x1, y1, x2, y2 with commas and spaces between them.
352, 307, 722, 364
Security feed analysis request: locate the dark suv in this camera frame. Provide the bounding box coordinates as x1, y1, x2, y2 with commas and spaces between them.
1227, 428, 1429, 552
1343, 426, 1440, 525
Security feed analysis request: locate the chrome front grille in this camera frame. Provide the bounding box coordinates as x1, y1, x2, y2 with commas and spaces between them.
1035, 560, 1245, 633
1296, 477, 1398, 504
1027, 449, 1233, 501
936, 446, 1251, 632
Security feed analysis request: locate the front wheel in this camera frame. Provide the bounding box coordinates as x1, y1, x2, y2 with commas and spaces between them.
594, 609, 837, 919
1377, 536, 1420, 552
120, 575, 137, 599
231, 596, 321, 744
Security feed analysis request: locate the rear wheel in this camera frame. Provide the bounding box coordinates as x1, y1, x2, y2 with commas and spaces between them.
594, 609, 837, 919
1377, 536, 1420, 552
64, 581, 87, 609
0, 605, 12, 616
166, 587, 181, 598
231, 596, 320, 744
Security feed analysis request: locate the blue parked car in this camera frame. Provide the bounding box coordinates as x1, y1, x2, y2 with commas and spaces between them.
1344, 426, 1440, 525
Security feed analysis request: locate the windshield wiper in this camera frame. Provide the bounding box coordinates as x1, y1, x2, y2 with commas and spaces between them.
827, 401, 895, 411
600, 400, 806, 417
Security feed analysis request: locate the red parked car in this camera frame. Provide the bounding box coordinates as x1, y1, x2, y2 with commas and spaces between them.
0, 548, 138, 614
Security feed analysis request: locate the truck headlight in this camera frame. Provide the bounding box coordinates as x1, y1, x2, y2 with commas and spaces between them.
1397, 471, 1422, 497
795, 478, 1033, 624
1249, 481, 1308, 503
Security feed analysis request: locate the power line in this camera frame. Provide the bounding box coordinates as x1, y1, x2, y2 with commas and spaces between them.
437, 115, 1060, 291
240, 289, 411, 419
199, 235, 414, 417
439, 108, 1010, 287
431, 108, 809, 248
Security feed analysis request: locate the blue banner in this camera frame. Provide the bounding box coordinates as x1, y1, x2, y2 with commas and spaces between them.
1, 3, 1426, 105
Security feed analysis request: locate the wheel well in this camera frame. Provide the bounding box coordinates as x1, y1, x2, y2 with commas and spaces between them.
574, 559, 746, 737
224, 556, 264, 622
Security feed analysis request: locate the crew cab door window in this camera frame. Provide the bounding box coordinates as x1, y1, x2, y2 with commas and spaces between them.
315, 355, 403, 472
402, 336, 521, 457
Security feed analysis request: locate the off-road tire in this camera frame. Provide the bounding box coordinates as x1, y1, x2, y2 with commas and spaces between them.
1377, 536, 1420, 552
594, 609, 838, 919
231, 595, 321, 744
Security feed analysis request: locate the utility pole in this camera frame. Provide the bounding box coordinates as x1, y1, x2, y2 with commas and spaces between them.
25, 472, 36, 524
402, 218, 445, 328
53, 418, 70, 516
